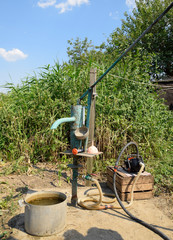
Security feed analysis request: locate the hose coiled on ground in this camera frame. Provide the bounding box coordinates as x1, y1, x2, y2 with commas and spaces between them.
78, 164, 144, 210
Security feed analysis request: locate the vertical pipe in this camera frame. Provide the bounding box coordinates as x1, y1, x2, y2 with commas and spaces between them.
71, 156, 78, 206
70, 105, 83, 206
70, 105, 83, 149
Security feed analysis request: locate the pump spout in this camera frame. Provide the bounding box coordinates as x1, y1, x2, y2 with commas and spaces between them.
51, 117, 75, 129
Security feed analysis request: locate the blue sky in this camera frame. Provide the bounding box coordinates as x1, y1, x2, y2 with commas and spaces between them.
0, 0, 136, 92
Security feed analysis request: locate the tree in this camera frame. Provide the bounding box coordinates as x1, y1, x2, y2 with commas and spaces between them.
67, 37, 93, 66
107, 0, 173, 78
66, 37, 107, 67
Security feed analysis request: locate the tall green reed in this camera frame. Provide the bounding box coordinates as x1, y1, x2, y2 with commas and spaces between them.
0, 57, 172, 191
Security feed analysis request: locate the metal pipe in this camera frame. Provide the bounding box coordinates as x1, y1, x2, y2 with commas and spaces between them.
79, 2, 173, 102
50, 117, 75, 129
71, 156, 79, 206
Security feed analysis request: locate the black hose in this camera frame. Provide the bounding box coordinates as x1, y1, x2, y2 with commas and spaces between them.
113, 142, 170, 240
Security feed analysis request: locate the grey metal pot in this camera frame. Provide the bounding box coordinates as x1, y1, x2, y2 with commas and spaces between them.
20, 191, 67, 236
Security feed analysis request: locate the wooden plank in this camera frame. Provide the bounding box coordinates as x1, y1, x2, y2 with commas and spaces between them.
107, 166, 153, 180
119, 190, 153, 201
88, 68, 97, 147
86, 68, 97, 186
107, 181, 153, 201
107, 166, 154, 185
60, 150, 103, 158
77, 152, 103, 157
107, 175, 153, 192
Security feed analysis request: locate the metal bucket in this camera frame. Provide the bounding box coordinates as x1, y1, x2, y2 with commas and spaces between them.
24, 191, 67, 236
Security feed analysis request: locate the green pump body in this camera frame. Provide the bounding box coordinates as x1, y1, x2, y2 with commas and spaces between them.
70, 105, 84, 150
51, 105, 85, 151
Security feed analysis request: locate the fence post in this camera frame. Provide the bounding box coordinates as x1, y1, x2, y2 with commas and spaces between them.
86, 68, 97, 186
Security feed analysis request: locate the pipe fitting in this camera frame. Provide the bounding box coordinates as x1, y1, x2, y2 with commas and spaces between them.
51, 117, 75, 129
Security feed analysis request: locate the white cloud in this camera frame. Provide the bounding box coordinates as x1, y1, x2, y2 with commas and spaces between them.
56, 0, 89, 13
55, 2, 68, 13
38, 0, 56, 8
0, 48, 28, 62
126, 0, 136, 10
37, 0, 89, 13
109, 11, 119, 20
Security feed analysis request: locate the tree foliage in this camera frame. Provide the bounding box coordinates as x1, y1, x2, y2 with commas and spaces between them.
107, 0, 173, 78
67, 37, 93, 66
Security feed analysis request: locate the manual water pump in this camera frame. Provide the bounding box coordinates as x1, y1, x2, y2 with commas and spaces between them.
51, 85, 100, 205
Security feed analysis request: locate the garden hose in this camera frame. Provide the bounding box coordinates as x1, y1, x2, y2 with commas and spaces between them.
113, 142, 170, 240
78, 164, 144, 210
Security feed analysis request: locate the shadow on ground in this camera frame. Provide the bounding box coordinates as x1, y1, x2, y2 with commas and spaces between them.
8, 213, 25, 233
63, 227, 124, 240
8, 214, 124, 240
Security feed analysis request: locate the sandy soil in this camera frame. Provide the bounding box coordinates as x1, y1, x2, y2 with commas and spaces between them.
0, 162, 173, 240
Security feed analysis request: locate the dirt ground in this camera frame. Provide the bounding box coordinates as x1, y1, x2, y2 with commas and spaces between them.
0, 162, 173, 240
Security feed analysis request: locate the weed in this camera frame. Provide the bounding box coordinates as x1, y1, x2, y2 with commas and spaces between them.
0, 231, 8, 240
0, 193, 13, 209
57, 171, 62, 186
